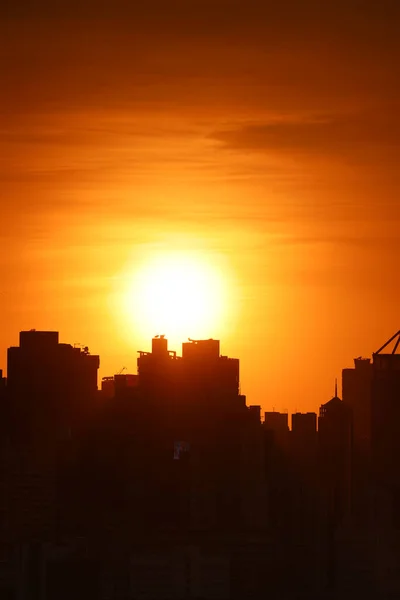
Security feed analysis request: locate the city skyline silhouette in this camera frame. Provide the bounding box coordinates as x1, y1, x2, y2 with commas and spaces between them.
2, 0, 399, 597
0, 327, 400, 597
3, 326, 400, 415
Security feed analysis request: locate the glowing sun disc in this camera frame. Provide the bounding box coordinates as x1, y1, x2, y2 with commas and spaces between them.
117, 251, 230, 344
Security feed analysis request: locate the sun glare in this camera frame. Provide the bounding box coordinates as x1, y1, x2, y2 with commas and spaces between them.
115, 251, 231, 347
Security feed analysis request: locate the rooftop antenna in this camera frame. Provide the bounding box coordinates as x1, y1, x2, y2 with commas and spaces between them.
335, 378, 338, 398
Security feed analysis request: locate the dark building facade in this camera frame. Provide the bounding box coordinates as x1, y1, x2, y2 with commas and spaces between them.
318, 393, 352, 522
291, 412, 317, 463
2, 329, 400, 598
371, 352, 400, 531
132, 337, 264, 534
7, 330, 99, 440
342, 357, 373, 451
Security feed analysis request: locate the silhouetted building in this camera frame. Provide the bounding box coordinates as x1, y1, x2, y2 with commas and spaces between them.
342, 357, 374, 528
7, 330, 99, 439
101, 376, 115, 399
0, 370, 6, 391
181, 338, 240, 399
318, 392, 352, 520
318, 390, 353, 593
84, 337, 265, 540
371, 349, 400, 530
264, 411, 289, 451
248, 405, 261, 424
262, 411, 291, 552
288, 412, 320, 596
1, 331, 100, 568
291, 412, 317, 470
6, 327, 400, 598
182, 338, 220, 361
0, 369, 7, 433
342, 357, 373, 451
292, 411, 317, 439
101, 373, 139, 401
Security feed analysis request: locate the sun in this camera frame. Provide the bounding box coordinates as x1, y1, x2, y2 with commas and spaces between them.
114, 251, 231, 347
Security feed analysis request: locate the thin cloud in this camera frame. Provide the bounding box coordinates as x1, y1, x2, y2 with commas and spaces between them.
211, 111, 400, 160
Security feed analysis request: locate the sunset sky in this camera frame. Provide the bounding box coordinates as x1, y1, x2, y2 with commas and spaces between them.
1, 1, 399, 413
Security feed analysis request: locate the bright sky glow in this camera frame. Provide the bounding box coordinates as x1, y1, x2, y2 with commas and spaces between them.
115, 251, 232, 348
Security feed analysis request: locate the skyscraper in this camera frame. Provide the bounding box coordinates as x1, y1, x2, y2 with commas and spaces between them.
342, 357, 373, 452
318, 391, 352, 521
7, 330, 99, 439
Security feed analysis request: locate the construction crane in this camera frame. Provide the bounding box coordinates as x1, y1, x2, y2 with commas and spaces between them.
374, 330, 400, 355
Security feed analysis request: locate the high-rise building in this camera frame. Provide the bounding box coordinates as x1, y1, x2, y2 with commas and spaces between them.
341, 331, 400, 530
342, 358, 373, 525
2, 331, 100, 549
0, 369, 6, 428
342, 357, 373, 451
248, 405, 261, 424
370, 350, 400, 529
181, 339, 240, 399
292, 411, 317, 437
318, 391, 353, 593
0, 370, 5, 391
318, 392, 352, 519
101, 373, 138, 400
264, 411, 289, 451
7, 330, 99, 438
137, 336, 243, 419
291, 412, 317, 469
134, 337, 263, 532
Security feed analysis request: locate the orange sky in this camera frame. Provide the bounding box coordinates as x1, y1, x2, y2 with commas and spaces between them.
1, 1, 399, 413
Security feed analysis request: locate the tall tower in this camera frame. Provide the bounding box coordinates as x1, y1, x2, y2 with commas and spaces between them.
7, 330, 99, 439
370, 330, 400, 527
342, 357, 373, 451
318, 390, 353, 521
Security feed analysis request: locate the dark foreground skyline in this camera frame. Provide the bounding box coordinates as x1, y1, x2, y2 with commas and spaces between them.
0, 328, 400, 598
1, 327, 397, 414
2, 1, 399, 596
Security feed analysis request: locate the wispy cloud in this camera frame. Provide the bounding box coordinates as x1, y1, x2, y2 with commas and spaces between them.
211, 111, 400, 162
